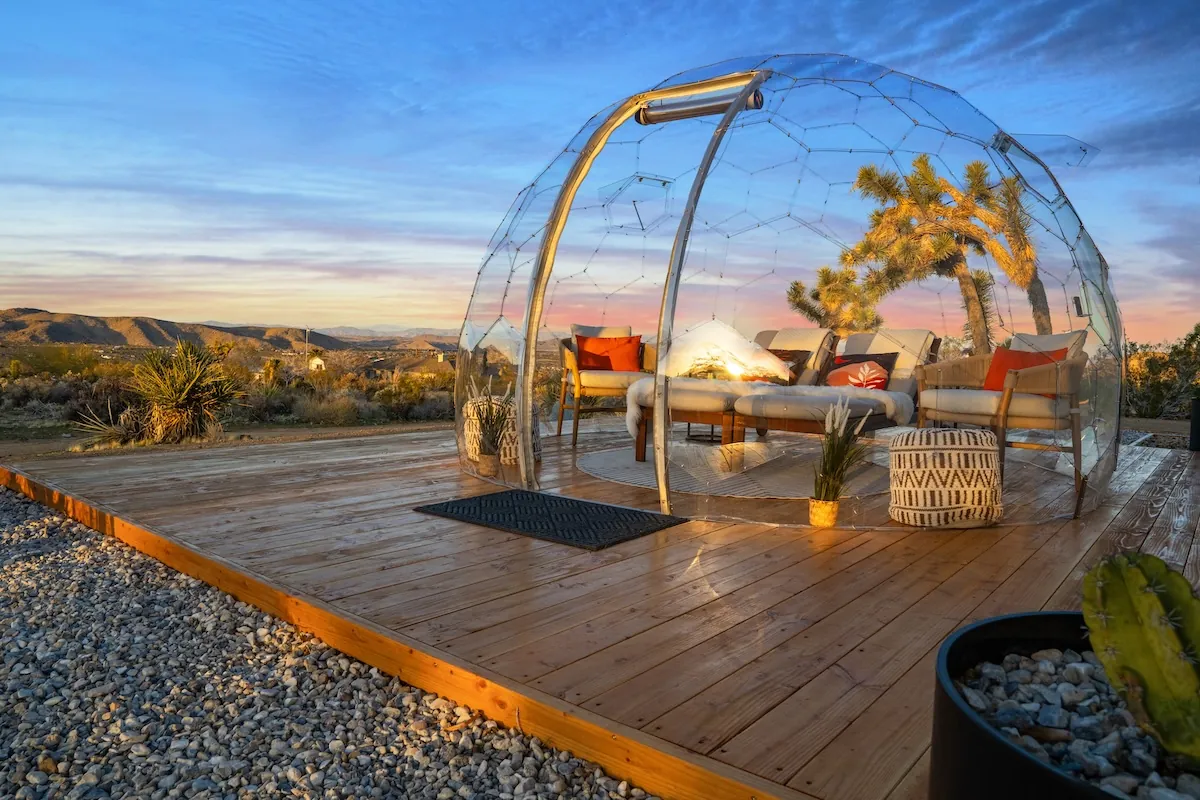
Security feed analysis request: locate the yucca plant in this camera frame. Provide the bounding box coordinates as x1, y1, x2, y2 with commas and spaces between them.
74, 401, 144, 447
813, 397, 871, 501
475, 394, 513, 457
128, 341, 242, 444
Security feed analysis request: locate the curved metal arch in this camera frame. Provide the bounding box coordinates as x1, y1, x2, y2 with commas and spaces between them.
515, 72, 758, 489
651, 71, 771, 514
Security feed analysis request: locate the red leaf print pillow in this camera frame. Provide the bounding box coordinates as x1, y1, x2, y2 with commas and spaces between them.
823, 352, 899, 391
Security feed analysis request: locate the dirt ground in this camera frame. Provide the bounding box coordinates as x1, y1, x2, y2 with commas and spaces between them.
0, 421, 454, 460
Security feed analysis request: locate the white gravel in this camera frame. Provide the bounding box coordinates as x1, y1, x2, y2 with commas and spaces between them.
0, 487, 658, 800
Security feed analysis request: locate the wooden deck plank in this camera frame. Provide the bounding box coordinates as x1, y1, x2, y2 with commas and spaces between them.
2, 426, 1183, 800
1140, 452, 1200, 570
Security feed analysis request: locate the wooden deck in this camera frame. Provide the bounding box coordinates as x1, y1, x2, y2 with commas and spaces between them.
3, 427, 1199, 800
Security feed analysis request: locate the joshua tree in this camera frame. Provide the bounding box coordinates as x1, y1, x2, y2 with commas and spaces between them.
843, 155, 1049, 354
787, 265, 885, 338
962, 269, 999, 352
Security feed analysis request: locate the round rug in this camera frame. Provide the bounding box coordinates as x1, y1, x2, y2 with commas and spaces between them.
576, 439, 891, 500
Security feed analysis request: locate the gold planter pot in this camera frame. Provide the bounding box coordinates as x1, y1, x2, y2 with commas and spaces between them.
809, 499, 839, 528
477, 453, 500, 478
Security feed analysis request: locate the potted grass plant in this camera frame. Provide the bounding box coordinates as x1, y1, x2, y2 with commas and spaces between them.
810, 397, 871, 527
930, 553, 1200, 799
474, 393, 512, 478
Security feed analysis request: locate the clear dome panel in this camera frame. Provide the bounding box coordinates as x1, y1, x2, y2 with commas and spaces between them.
457, 55, 1122, 526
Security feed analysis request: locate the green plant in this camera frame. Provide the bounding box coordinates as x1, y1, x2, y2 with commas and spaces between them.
1125, 323, 1200, 419
812, 397, 872, 501
469, 379, 513, 457
293, 394, 360, 425
74, 402, 146, 447
1082, 553, 1200, 766
128, 341, 242, 443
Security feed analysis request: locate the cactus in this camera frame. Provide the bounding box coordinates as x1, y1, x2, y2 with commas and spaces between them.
1082, 553, 1200, 766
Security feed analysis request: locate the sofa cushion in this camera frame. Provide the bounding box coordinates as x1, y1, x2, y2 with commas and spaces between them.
919, 388, 1070, 419
768, 349, 812, 384
1010, 330, 1087, 359
763, 328, 833, 372
571, 323, 633, 339
578, 370, 645, 390
843, 329, 934, 379
734, 393, 884, 420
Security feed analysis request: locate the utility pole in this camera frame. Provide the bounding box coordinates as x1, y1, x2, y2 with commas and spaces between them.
304, 327, 309, 371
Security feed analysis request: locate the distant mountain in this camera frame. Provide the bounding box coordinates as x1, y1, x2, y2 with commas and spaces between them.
317, 325, 458, 338
0, 309, 349, 351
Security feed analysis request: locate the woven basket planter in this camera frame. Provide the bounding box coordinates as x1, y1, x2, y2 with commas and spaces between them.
463, 397, 542, 466
889, 428, 1003, 528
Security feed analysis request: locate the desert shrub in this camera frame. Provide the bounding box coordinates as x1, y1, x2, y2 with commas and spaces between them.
293, 394, 361, 425
409, 391, 453, 421
373, 379, 424, 419
242, 384, 297, 422
6, 359, 25, 379
20, 399, 72, 421
20, 345, 99, 376
533, 366, 563, 419
126, 341, 242, 443
1125, 323, 1200, 419
45, 381, 76, 404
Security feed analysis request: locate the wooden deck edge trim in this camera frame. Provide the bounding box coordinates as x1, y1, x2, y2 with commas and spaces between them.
0, 464, 818, 800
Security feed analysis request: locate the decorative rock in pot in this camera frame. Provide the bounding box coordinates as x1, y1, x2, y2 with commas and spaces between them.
930, 554, 1200, 800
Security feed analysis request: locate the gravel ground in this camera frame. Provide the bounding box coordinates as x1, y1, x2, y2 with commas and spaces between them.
958, 648, 1200, 799
0, 488, 656, 800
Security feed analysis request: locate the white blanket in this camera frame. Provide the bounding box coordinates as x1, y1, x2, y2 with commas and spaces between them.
625, 376, 914, 438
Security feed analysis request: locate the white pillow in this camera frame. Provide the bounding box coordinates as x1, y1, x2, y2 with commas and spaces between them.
1010, 331, 1087, 358
571, 323, 633, 339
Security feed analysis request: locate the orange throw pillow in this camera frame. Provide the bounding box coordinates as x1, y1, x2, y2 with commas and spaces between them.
575, 334, 642, 371
983, 346, 1068, 394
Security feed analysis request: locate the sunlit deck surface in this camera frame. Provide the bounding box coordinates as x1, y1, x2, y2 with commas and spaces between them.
4, 426, 1199, 800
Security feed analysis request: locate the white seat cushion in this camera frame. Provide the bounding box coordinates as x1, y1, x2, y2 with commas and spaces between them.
734, 393, 883, 420
579, 370, 644, 390
1010, 331, 1087, 359
663, 388, 739, 413
920, 388, 1070, 419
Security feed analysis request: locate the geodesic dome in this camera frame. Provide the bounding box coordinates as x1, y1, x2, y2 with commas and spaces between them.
456, 53, 1122, 523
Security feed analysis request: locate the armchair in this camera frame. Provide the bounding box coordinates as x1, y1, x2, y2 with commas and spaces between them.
556, 325, 655, 447
916, 342, 1090, 516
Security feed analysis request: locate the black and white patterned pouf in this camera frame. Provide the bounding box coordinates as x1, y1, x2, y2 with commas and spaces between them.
889, 428, 1003, 528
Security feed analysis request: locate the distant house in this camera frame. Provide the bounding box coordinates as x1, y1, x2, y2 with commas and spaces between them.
405, 338, 457, 363
308, 355, 326, 372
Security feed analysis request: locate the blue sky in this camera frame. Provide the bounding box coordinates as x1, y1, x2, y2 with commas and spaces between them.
1, 0, 1197, 341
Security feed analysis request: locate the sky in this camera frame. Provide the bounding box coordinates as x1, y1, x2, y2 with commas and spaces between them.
1, 0, 1198, 342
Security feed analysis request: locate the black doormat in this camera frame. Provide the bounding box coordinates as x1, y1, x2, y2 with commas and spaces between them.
415, 490, 687, 550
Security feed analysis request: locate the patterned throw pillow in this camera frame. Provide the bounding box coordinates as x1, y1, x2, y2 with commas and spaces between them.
824, 352, 900, 390
768, 349, 811, 384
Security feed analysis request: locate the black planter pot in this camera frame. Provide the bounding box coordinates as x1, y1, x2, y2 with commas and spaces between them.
931, 611, 1111, 800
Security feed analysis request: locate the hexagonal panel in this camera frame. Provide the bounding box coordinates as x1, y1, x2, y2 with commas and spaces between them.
599, 173, 674, 234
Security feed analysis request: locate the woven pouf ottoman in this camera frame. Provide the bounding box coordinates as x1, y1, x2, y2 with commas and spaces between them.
889, 428, 1003, 528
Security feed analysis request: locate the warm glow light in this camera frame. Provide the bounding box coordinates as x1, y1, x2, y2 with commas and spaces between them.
725, 360, 744, 377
